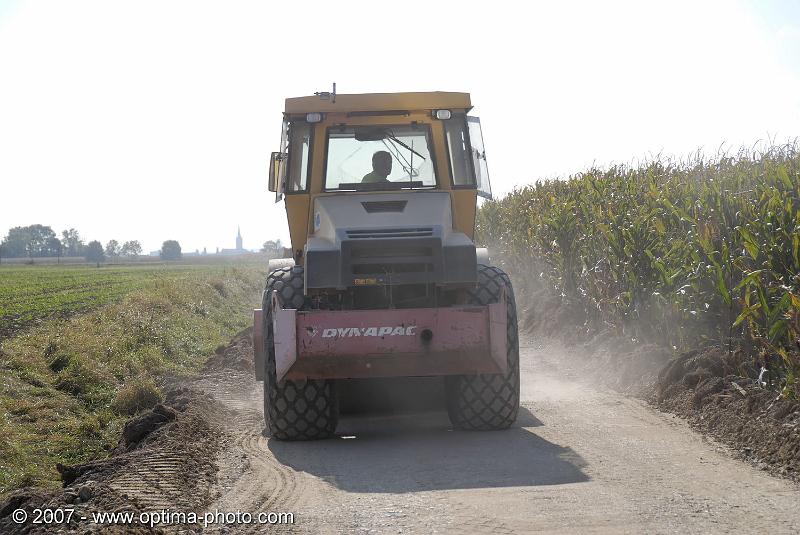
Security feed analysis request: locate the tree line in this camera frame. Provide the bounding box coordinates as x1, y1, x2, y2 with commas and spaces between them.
0, 225, 142, 261
0, 224, 181, 264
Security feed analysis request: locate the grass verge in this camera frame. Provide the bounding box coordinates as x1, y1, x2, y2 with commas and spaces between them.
0, 264, 264, 496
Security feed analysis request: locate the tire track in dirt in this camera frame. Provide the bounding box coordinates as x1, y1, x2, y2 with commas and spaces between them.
196, 369, 305, 534
105, 451, 202, 510
0, 389, 224, 534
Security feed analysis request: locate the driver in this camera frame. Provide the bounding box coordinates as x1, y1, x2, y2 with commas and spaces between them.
361, 151, 392, 183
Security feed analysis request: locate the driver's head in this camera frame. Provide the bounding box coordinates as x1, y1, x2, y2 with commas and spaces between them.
372, 151, 392, 178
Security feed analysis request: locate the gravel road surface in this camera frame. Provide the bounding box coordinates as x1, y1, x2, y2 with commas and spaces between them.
200, 336, 800, 534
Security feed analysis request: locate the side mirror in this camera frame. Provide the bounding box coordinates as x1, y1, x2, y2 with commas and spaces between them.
268, 152, 286, 193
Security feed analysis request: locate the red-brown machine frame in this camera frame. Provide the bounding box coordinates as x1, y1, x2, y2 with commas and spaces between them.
253, 291, 507, 381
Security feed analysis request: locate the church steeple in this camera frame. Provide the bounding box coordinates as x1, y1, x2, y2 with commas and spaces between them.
236, 226, 243, 250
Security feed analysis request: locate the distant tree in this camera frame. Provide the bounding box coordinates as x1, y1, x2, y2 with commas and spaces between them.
85, 240, 105, 267
0, 238, 16, 258
105, 239, 120, 257
0, 242, 6, 264
160, 240, 182, 261
0, 228, 27, 257
1, 225, 57, 258
46, 237, 63, 263
261, 239, 283, 253
25, 225, 55, 258
61, 228, 85, 257
120, 240, 142, 258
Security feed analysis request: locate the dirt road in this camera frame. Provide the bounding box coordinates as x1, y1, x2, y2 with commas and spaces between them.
198, 336, 800, 534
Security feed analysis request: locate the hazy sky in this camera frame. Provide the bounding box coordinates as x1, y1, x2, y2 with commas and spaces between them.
1, 0, 798, 253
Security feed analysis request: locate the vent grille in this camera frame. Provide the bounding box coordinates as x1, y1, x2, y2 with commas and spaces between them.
346, 227, 433, 239
361, 200, 407, 213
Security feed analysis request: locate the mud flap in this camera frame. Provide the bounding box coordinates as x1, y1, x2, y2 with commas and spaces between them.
253, 308, 265, 380
252, 298, 300, 382
271, 291, 297, 382
488, 288, 508, 372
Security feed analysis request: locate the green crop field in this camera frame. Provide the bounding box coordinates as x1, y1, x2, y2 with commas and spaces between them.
0, 262, 261, 338
478, 144, 800, 398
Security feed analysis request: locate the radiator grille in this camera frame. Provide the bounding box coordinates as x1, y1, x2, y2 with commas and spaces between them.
346, 227, 433, 239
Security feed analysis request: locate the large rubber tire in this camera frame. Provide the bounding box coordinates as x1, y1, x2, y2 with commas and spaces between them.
445, 265, 520, 430
262, 266, 339, 440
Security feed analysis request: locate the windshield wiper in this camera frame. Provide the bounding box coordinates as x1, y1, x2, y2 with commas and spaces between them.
386, 134, 426, 160
381, 139, 418, 178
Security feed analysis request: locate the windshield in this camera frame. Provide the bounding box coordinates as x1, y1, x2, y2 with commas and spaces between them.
324, 124, 437, 191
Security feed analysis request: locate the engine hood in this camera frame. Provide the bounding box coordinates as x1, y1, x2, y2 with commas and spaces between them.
310, 191, 454, 243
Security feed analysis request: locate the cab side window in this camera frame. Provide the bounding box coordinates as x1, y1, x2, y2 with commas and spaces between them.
467, 117, 492, 199
287, 122, 312, 193
444, 115, 474, 187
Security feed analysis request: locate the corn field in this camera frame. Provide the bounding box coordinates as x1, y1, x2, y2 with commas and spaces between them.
477, 143, 800, 398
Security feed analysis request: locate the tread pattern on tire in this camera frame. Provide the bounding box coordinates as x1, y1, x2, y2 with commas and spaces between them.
263, 266, 338, 440
445, 264, 520, 430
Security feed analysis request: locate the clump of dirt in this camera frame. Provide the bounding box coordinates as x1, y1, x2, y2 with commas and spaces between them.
651, 346, 800, 481
0, 386, 223, 534
655, 346, 757, 399
204, 327, 254, 374
110, 403, 177, 455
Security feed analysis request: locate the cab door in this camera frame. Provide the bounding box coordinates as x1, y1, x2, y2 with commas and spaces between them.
467, 117, 492, 200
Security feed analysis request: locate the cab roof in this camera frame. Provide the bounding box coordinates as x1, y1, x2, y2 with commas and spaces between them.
285, 91, 472, 115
